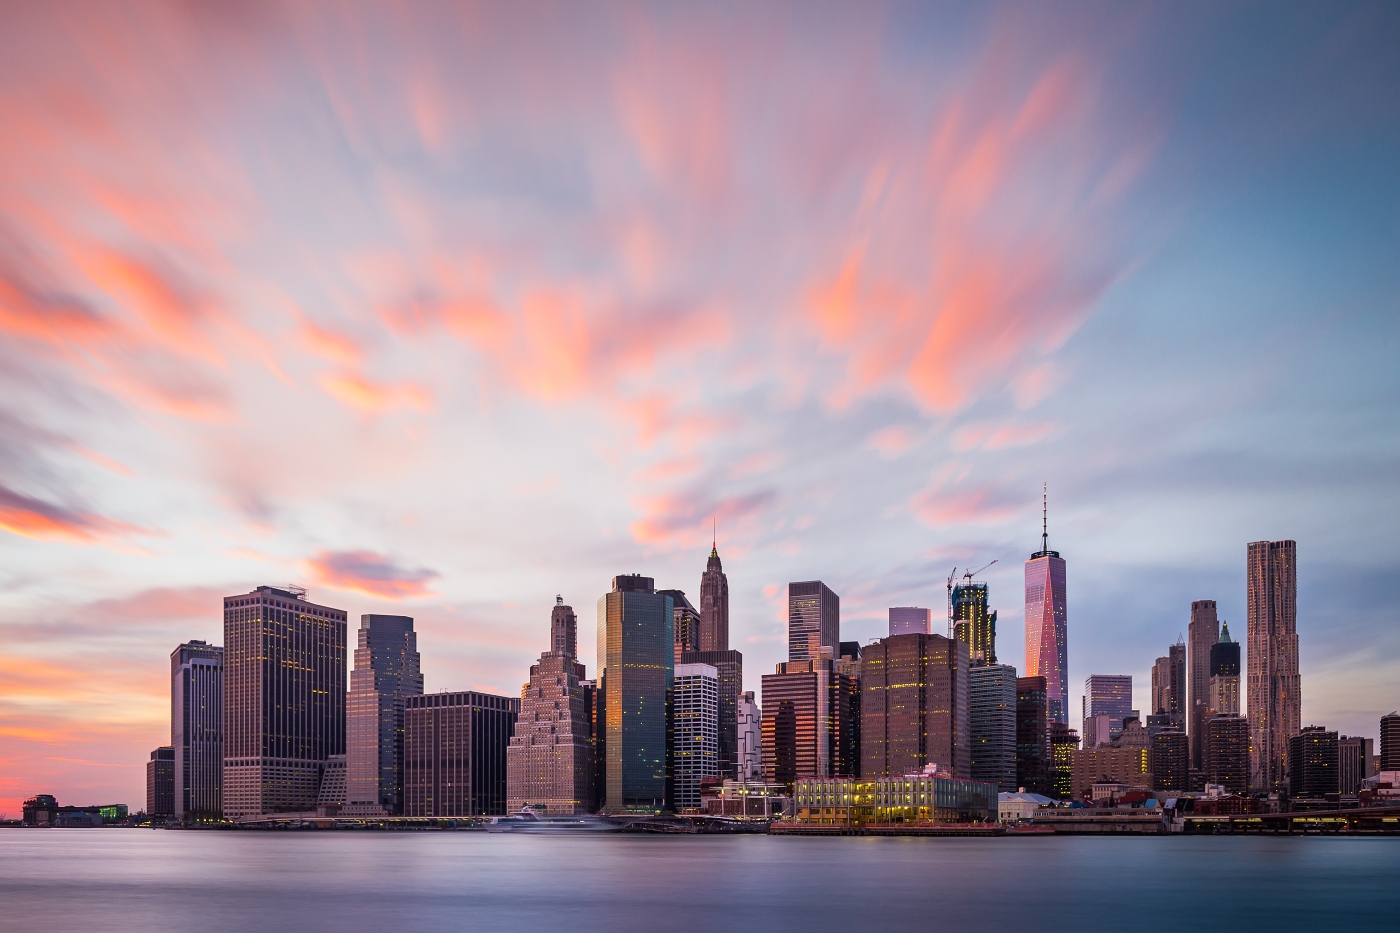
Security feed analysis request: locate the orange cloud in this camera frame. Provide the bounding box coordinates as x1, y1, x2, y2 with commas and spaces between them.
319, 371, 433, 413
0, 484, 142, 544
304, 550, 439, 599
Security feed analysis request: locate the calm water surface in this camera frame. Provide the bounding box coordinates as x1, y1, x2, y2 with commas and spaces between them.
2, 830, 1396, 932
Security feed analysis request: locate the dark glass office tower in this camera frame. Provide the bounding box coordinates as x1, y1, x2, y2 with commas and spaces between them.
788, 580, 839, 663
597, 574, 673, 813
346, 614, 423, 815
171, 640, 222, 818
699, 542, 730, 652
860, 633, 970, 779
1288, 726, 1339, 798
951, 579, 997, 666
1016, 676, 1049, 795
404, 691, 519, 816
222, 586, 346, 819
970, 664, 1018, 791
1082, 674, 1133, 747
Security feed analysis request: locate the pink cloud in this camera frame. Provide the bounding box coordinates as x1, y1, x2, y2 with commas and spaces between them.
304, 550, 439, 600
0, 484, 145, 545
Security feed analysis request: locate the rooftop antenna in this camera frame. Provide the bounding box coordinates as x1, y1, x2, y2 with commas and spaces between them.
1042, 483, 1049, 555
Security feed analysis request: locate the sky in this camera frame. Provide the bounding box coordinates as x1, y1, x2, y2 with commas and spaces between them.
1, 1, 1397, 815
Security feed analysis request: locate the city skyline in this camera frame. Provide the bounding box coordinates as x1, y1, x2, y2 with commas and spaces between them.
2, 3, 1398, 817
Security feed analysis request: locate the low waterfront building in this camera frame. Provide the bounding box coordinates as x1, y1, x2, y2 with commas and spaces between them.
22, 796, 128, 827
1070, 740, 1151, 800
998, 791, 1054, 823
146, 747, 174, 819
405, 690, 519, 817
316, 754, 346, 815
792, 766, 997, 826
701, 779, 791, 819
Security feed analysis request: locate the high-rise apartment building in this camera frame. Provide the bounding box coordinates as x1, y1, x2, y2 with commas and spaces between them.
1025, 496, 1068, 724
146, 746, 174, 819
737, 690, 762, 781
761, 658, 857, 789
699, 542, 729, 652
597, 574, 673, 813
404, 691, 518, 816
672, 663, 719, 811
969, 664, 1018, 792
507, 599, 595, 815
346, 615, 423, 816
222, 586, 346, 819
1338, 735, 1374, 795
1247, 539, 1300, 792
1082, 675, 1134, 747
888, 607, 931, 636
171, 639, 222, 818
788, 581, 839, 663
1288, 726, 1338, 798
951, 579, 997, 666
1206, 714, 1249, 794
1187, 600, 1220, 771
860, 633, 970, 779
1016, 676, 1050, 795
680, 649, 743, 780
1380, 712, 1400, 771
1151, 730, 1189, 792
1209, 623, 1241, 716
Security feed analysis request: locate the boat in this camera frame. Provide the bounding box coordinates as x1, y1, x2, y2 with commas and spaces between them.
487, 806, 623, 833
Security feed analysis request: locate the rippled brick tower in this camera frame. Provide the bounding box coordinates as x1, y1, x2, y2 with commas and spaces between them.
507, 598, 596, 814
1247, 539, 1300, 792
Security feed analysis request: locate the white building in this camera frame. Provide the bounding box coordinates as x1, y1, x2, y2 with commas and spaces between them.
736, 690, 761, 781
998, 791, 1054, 823
673, 663, 719, 810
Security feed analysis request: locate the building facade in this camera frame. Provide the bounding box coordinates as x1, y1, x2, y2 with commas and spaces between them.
1151, 730, 1189, 792
737, 690, 762, 780
680, 648, 743, 780
761, 659, 857, 789
1338, 735, 1374, 795
404, 691, 519, 817
888, 607, 931, 636
788, 580, 840, 663
1187, 600, 1220, 771
1016, 676, 1050, 795
951, 579, 997, 666
699, 543, 730, 652
672, 662, 720, 811
1209, 624, 1241, 716
1288, 726, 1338, 798
1049, 722, 1079, 799
1069, 741, 1152, 800
597, 575, 673, 813
860, 633, 970, 779
346, 614, 423, 816
793, 770, 997, 825
660, 589, 701, 662
1024, 508, 1068, 724
146, 746, 174, 819
1247, 539, 1300, 792
171, 639, 222, 818
222, 586, 346, 819
1205, 713, 1250, 795
507, 601, 595, 815
969, 664, 1017, 792
1151, 641, 1187, 732
1381, 712, 1400, 771
1082, 675, 1134, 747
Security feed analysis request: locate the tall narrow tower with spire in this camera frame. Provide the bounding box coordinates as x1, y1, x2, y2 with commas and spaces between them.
1024, 486, 1069, 725
699, 523, 729, 652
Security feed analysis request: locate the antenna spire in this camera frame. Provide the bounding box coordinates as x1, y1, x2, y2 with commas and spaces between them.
1042, 483, 1048, 554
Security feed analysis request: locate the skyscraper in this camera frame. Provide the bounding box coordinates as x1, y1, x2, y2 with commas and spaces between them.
1187, 600, 1220, 772
1338, 736, 1373, 795
737, 691, 761, 781
1016, 676, 1050, 795
1382, 712, 1400, 771
1151, 641, 1186, 732
672, 662, 719, 811
1025, 492, 1068, 724
1049, 722, 1079, 799
699, 541, 729, 652
861, 633, 971, 779
1247, 539, 1300, 792
146, 747, 174, 820
951, 578, 997, 666
888, 607, 931, 636
597, 574, 673, 813
1082, 675, 1134, 747
1152, 730, 1189, 792
1209, 622, 1242, 716
970, 664, 1018, 791
680, 648, 743, 780
171, 639, 222, 819
222, 586, 346, 819
508, 599, 595, 815
404, 690, 518, 816
788, 580, 839, 663
761, 659, 856, 789
1288, 726, 1338, 798
1206, 714, 1249, 794
346, 614, 423, 816
660, 589, 701, 662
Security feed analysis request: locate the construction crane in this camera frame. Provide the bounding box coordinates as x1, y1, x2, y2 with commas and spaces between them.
962, 559, 998, 583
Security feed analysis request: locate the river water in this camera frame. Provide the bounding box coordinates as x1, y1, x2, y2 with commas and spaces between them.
2, 830, 1396, 932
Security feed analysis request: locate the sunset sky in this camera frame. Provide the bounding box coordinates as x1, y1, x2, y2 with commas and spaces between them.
1, 2, 1397, 815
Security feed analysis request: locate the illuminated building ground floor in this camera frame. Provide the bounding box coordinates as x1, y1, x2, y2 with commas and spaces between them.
792, 772, 997, 825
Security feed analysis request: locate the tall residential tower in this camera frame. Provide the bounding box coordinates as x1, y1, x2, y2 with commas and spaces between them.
1247, 540, 1300, 792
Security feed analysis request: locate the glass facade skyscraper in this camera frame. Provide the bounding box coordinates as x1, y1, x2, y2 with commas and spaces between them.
597, 575, 673, 813
951, 581, 997, 666
171, 639, 222, 818
1024, 498, 1068, 724
788, 580, 839, 663
346, 614, 422, 815
969, 664, 1017, 791
1082, 674, 1133, 747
